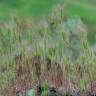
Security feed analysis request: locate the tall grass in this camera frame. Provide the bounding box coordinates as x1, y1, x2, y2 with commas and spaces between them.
0, 4, 96, 96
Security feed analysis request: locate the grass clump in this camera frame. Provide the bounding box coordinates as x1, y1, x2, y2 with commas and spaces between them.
0, 4, 96, 96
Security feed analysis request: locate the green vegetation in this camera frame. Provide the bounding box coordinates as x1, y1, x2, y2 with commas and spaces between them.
0, 0, 59, 21
0, 0, 96, 45
0, 0, 96, 24
62, 0, 96, 45
0, 4, 96, 95
64, 0, 96, 24
0, 0, 96, 96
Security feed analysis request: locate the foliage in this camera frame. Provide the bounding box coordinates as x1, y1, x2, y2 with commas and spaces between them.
0, 4, 96, 95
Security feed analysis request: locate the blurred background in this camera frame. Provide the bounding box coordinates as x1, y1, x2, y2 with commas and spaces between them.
0, 0, 96, 45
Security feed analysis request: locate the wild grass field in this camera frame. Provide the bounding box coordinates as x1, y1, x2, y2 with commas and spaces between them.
0, 0, 96, 96
0, 0, 96, 44
63, 0, 96, 45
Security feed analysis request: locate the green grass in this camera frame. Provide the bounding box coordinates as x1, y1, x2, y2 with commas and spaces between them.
0, 4, 96, 95
0, 0, 96, 45
0, 0, 96, 24
61, 0, 96, 45
0, 0, 59, 21
63, 0, 96, 25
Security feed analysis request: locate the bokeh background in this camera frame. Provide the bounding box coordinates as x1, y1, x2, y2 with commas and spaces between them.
0, 0, 96, 45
